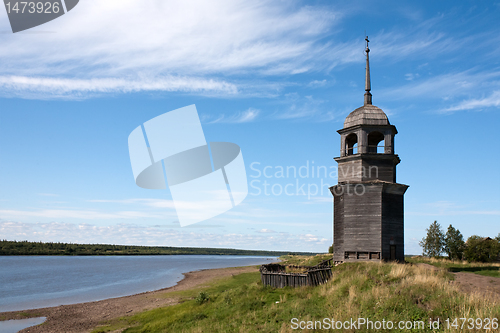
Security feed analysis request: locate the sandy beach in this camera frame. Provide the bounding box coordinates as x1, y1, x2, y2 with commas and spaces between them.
0, 265, 259, 333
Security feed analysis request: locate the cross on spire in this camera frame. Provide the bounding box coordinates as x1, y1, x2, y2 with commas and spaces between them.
364, 36, 372, 105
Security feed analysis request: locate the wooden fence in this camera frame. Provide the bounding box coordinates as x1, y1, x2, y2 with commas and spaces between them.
260, 258, 333, 288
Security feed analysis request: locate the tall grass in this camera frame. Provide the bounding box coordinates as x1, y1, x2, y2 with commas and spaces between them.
93, 259, 500, 333
407, 256, 500, 278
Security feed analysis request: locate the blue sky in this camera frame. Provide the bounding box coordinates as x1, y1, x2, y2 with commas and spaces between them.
0, 1, 499, 253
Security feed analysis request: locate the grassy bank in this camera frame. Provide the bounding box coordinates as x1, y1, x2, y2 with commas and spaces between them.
93, 255, 500, 333
407, 256, 500, 278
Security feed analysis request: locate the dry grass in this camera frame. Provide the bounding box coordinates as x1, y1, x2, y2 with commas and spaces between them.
96, 259, 500, 333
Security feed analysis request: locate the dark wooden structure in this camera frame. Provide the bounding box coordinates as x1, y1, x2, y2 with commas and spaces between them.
330, 37, 409, 263
260, 258, 333, 288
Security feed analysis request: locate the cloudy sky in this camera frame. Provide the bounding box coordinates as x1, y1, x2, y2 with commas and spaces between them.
0, 0, 499, 253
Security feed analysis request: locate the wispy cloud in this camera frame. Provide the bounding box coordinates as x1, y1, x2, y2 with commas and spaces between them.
88, 198, 176, 208
0, 209, 164, 220
203, 108, 260, 124
405, 73, 419, 81
0, 1, 473, 100
0, 75, 238, 99
256, 229, 277, 233
380, 69, 500, 103
443, 90, 500, 113
374, 30, 454, 60
273, 93, 338, 121
307, 79, 327, 87
0, 1, 339, 98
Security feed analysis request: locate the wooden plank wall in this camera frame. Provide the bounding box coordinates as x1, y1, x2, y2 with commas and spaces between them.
337, 158, 396, 183
381, 192, 404, 261
260, 259, 333, 288
333, 193, 344, 262
342, 184, 382, 254
260, 269, 332, 288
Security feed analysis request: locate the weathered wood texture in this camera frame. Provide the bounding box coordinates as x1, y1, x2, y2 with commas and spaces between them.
333, 194, 344, 262
335, 155, 399, 183
331, 182, 408, 262
260, 258, 333, 288
331, 59, 408, 264
382, 192, 405, 262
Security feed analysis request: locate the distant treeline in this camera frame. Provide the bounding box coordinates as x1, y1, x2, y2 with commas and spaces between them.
0, 240, 315, 256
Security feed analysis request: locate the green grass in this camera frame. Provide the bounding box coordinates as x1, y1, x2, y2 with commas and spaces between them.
92, 258, 500, 333
406, 256, 500, 278
472, 270, 500, 278
278, 254, 332, 266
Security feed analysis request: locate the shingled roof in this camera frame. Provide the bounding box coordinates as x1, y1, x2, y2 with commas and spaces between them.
343, 104, 390, 128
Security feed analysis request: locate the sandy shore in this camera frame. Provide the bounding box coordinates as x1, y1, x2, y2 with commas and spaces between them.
0, 265, 259, 333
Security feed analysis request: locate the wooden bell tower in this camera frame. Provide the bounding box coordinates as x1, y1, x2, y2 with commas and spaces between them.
330, 37, 409, 263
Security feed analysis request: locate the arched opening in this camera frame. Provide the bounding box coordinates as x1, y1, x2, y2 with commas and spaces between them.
368, 131, 384, 153
345, 133, 358, 155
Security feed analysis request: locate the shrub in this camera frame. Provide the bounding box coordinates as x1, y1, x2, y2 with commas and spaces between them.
464, 236, 500, 263
195, 291, 210, 305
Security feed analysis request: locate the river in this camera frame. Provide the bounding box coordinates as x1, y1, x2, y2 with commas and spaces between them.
0, 255, 277, 313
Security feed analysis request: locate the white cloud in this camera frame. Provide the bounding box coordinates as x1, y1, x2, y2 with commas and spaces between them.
274, 93, 334, 120
307, 79, 327, 87
203, 108, 260, 123
0, 1, 468, 99
381, 70, 500, 101
0, 1, 339, 98
443, 90, 500, 112
0, 75, 238, 99
0, 220, 329, 251
257, 229, 276, 233
89, 198, 176, 209
374, 30, 452, 60
0, 209, 164, 220
405, 73, 418, 81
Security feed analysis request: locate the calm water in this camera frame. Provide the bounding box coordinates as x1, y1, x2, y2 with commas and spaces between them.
0, 255, 277, 313
0, 317, 46, 333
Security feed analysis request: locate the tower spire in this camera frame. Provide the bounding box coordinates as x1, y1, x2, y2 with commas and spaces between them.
364, 36, 372, 105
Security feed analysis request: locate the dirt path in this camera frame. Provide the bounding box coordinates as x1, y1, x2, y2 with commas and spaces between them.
0, 266, 258, 333
451, 272, 500, 298
417, 263, 500, 299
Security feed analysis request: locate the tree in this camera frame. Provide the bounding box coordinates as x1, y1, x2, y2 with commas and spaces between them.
496, 233, 500, 242
328, 244, 333, 254
444, 224, 465, 260
463, 236, 500, 262
419, 221, 445, 257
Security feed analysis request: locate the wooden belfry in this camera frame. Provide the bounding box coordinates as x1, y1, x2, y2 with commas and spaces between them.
330, 37, 409, 263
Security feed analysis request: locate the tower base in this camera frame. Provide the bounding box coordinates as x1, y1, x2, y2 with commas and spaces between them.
330, 181, 408, 262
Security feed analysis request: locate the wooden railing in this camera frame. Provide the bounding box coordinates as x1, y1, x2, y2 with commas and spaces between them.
260, 258, 333, 288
